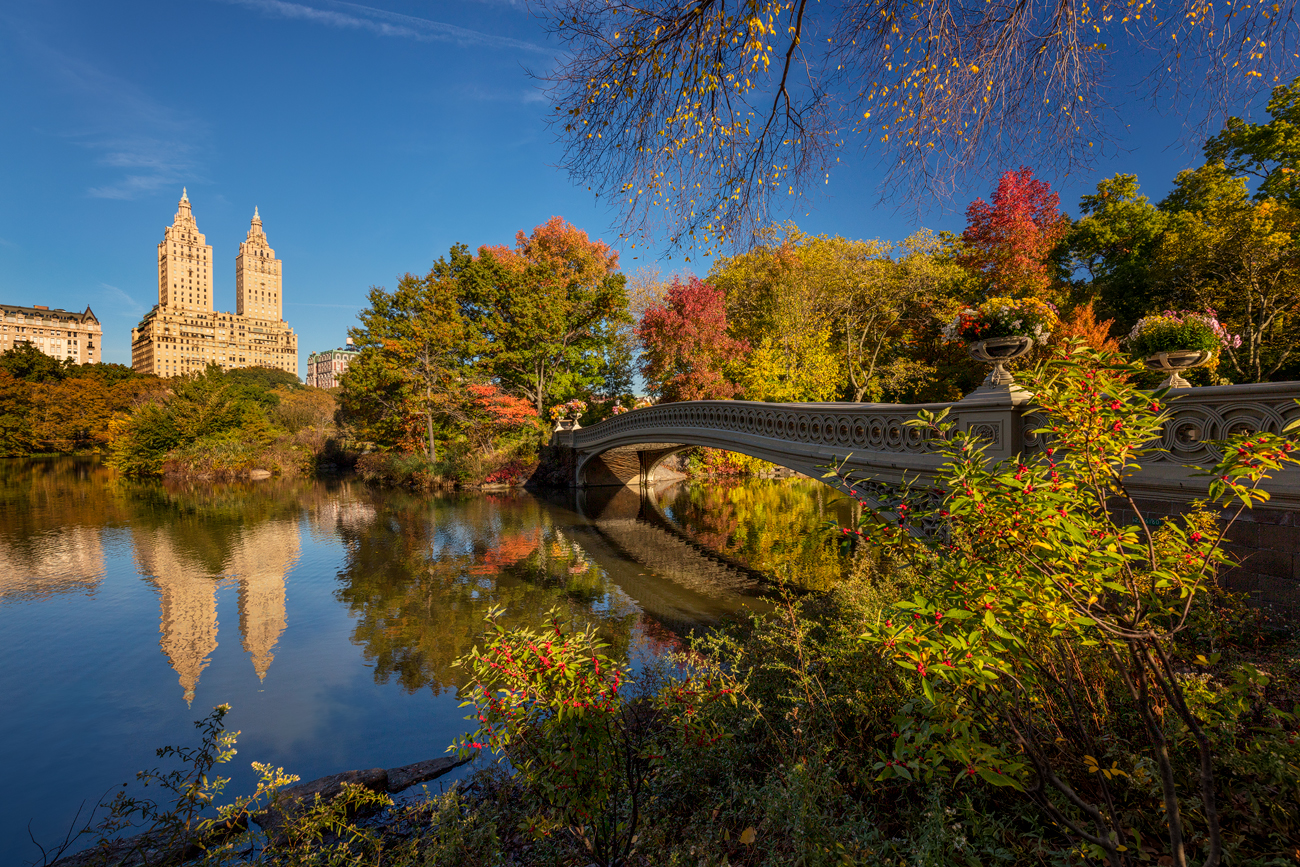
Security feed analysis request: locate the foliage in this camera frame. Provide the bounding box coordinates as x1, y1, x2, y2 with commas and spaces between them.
1205, 77, 1300, 206
1152, 163, 1300, 382
941, 296, 1058, 344
961, 167, 1072, 301
709, 224, 976, 403
454, 606, 729, 867
1067, 174, 1170, 331
1126, 310, 1241, 359
742, 328, 841, 403
0, 370, 35, 456
341, 256, 473, 460
464, 216, 631, 416
844, 346, 1300, 866
1056, 300, 1122, 354
638, 277, 749, 402
0, 342, 74, 383
105, 365, 322, 479
533, 0, 1290, 249
0, 347, 164, 457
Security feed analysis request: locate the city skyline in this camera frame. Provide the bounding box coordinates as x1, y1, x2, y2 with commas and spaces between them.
0, 1, 1282, 371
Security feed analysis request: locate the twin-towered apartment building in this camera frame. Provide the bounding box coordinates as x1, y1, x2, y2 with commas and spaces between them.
130, 190, 298, 377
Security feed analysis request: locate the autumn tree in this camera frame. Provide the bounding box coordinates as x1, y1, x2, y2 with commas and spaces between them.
1066, 174, 1169, 331
637, 277, 749, 402
0, 371, 34, 457
536, 0, 1293, 249
961, 167, 1071, 302
341, 249, 474, 459
1151, 162, 1300, 382
462, 217, 631, 415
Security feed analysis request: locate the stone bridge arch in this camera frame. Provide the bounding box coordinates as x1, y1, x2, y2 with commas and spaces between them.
559, 397, 1021, 492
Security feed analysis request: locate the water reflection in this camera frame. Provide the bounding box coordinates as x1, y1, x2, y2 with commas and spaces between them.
652, 477, 855, 590
0, 458, 118, 602
1, 459, 852, 863
134, 521, 297, 703
0, 460, 842, 707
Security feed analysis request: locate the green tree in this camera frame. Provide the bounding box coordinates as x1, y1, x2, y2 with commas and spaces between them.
1067, 174, 1169, 332
1204, 77, 1300, 205
341, 250, 474, 459
0, 343, 70, 383
1152, 163, 1300, 382
107, 366, 267, 476
463, 217, 630, 416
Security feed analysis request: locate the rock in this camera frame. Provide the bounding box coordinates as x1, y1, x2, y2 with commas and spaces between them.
248, 469, 272, 480
254, 768, 389, 834
385, 755, 472, 793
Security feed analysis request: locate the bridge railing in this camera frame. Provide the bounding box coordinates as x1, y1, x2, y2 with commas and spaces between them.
555, 383, 1300, 508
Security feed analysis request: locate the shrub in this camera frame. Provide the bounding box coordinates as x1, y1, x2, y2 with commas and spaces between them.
843, 344, 1300, 865
454, 606, 731, 867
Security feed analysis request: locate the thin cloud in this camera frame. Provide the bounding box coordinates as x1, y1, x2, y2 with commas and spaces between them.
15, 35, 206, 200
460, 83, 548, 104
218, 0, 550, 53
0, 237, 17, 250
100, 283, 146, 318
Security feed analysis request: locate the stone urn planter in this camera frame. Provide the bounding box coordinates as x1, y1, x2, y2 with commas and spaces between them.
553, 418, 582, 433
968, 335, 1035, 389
1144, 349, 1212, 389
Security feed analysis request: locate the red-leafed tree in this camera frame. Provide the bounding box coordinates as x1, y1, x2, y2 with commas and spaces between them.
637, 278, 749, 403
961, 167, 1071, 300
461, 383, 540, 450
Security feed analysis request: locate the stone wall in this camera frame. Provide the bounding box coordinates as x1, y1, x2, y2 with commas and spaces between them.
1113, 498, 1300, 616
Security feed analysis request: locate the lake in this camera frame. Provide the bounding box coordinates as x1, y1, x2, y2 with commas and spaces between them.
0, 458, 851, 862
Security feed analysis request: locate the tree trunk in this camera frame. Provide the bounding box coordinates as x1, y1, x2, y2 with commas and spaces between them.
425, 384, 436, 462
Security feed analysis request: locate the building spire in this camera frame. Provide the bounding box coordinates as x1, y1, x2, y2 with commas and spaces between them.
181, 187, 189, 203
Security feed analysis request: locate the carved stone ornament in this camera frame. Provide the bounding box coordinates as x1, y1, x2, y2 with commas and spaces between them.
554, 419, 581, 433
1144, 350, 1212, 389
969, 336, 1035, 385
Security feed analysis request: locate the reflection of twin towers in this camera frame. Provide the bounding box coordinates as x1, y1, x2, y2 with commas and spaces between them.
134, 522, 299, 704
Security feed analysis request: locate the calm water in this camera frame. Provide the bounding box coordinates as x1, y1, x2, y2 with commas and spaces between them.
0, 458, 850, 862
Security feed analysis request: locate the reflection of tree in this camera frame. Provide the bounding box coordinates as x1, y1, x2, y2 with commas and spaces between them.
0, 457, 121, 601
333, 491, 638, 696
660, 478, 853, 591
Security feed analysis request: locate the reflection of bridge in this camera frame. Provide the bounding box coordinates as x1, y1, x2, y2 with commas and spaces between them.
553, 385, 1300, 612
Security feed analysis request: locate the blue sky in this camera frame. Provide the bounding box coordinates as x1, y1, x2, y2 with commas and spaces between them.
0, 1, 1274, 370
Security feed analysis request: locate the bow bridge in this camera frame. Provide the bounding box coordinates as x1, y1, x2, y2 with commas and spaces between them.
549, 383, 1300, 612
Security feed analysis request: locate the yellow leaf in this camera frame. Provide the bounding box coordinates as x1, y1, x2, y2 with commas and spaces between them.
740, 827, 757, 845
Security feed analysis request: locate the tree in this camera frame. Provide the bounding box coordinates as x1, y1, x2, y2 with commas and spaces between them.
961, 167, 1071, 302
1204, 76, 1300, 205
1067, 174, 1169, 332
0, 343, 70, 383
0, 370, 34, 456
535, 0, 1292, 249
107, 366, 265, 476
1152, 162, 1300, 382
710, 224, 973, 402
742, 327, 840, 402
637, 278, 749, 402
463, 218, 630, 416
341, 251, 474, 459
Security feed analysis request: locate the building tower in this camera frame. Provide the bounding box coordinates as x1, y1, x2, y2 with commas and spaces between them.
157, 188, 214, 312
235, 208, 283, 321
